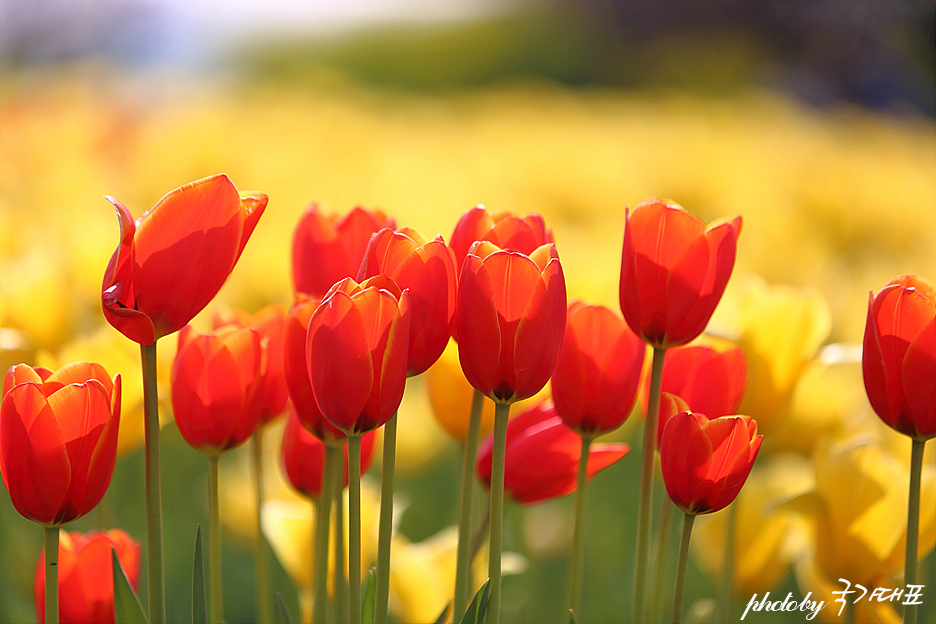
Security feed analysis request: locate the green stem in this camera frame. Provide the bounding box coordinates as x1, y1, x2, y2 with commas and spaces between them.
252, 428, 272, 624
717, 500, 738, 623
141, 342, 165, 624
488, 401, 511, 624
44, 525, 60, 624
453, 389, 485, 620
208, 455, 222, 624
648, 492, 674, 624
335, 478, 349, 624
567, 435, 593, 621
469, 496, 491, 566
672, 512, 696, 624
314, 445, 340, 624
632, 346, 666, 623
348, 435, 363, 624
375, 413, 397, 624
904, 437, 926, 624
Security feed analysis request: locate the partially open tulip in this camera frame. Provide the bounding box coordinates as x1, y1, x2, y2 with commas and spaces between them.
281, 407, 377, 499
291, 203, 395, 297
1, 362, 121, 525
306, 275, 410, 435
171, 324, 265, 455
862, 274, 936, 440
102, 174, 267, 345
358, 227, 457, 376
34, 529, 141, 624
619, 198, 741, 349
660, 411, 762, 515
457, 242, 567, 404
550, 301, 645, 436
476, 401, 630, 504
450, 205, 554, 272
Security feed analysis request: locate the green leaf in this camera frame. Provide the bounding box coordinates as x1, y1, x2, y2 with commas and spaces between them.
276, 592, 294, 624
112, 546, 148, 624
458, 579, 491, 624
361, 566, 377, 624
192, 525, 207, 624
432, 601, 452, 624
568, 608, 578, 624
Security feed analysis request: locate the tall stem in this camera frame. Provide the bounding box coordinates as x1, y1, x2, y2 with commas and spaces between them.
334, 479, 349, 624
648, 492, 674, 624
44, 525, 60, 624
141, 342, 165, 624
567, 435, 593, 621
671, 512, 696, 624
488, 401, 511, 624
252, 428, 272, 624
208, 455, 222, 624
904, 437, 926, 624
632, 346, 666, 623
453, 389, 485, 620
375, 414, 397, 624
314, 444, 340, 624
348, 435, 363, 624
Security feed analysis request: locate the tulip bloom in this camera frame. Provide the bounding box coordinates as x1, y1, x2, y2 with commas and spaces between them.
102, 174, 267, 346
281, 407, 377, 498
292, 203, 395, 297
306, 275, 410, 435
660, 411, 762, 515
450, 205, 554, 272
862, 274, 936, 440
358, 227, 457, 376
1, 363, 121, 525
550, 302, 645, 436
476, 401, 630, 504
34, 529, 141, 624
457, 242, 567, 404
619, 198, 741, 349
171, 324, 265, 455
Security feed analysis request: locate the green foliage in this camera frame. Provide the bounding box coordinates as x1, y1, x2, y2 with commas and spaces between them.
192, 525, 206, 624
112, 547, 147, 624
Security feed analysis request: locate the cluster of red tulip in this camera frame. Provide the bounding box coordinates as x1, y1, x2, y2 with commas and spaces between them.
1, 173, 933, 624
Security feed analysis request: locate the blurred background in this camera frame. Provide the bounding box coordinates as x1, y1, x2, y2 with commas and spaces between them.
1, 1, 935, 623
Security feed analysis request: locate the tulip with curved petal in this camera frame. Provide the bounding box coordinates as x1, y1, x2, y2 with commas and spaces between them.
450, 205, 554, 273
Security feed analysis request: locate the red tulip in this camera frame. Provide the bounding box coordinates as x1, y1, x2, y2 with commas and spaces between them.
619, 198, 741, 349
550, 301, 646, 436
642, 344, 748, 447
292, 203, 395, 297
34, 529, 141, 624
358, 227, 457, 376
450, 205, 554, 273
862, 274, 936, 440
281, 407, 378, 499
306, 275, 410, 435
170, 324, 265, 455
476, 401, 630, 504
660, 411, 762, 515
1, 363, 121, 525
457, 242, 567, 404
102, 174, 267, 346
214, 305, 289, 425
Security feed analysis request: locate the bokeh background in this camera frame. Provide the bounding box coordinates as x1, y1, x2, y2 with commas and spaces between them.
1, 1, 935, 623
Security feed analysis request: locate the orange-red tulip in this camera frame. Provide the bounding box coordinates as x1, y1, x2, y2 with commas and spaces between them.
34, 529, 140, 624
457, 242, 567, 404
1, 363, 121, 525
358, 227, 457, 376
291, 203, 395, 297
660, 411, 762, 515
862, 274, 936, 440
619, 198, 741, 349
306, 275, 410, 435
170, 324, 265, 455
214, 305, 289, 425
281, 407, 378, 499
476, 401, 630, 504
450, 205, 554, 273
102, 174, 267, 345
550, 301, 645, 436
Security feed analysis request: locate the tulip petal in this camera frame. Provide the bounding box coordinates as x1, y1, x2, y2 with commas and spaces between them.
903, 316, 936, 438
102, 196, 155, 345
234, 192, 269, 264
513, 258, 567, 401
457, 254, 502, 398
